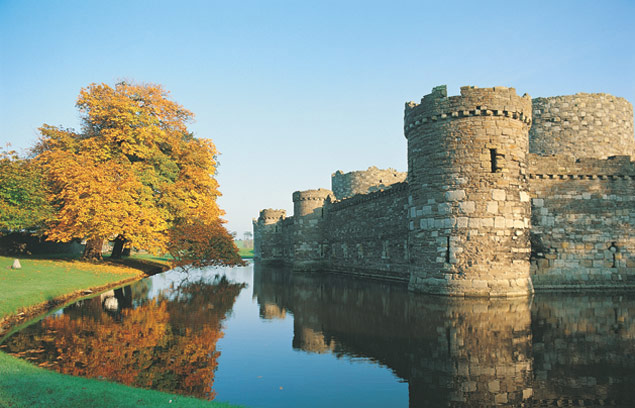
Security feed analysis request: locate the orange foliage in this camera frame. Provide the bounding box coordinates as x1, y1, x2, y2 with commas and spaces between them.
41, 150, 167, 253
169, 219, 245, 268
34, 82, 239, 264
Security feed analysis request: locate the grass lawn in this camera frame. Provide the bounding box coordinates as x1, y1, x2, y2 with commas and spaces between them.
0, 256, 141, 318
238, 247, 254, 258
0, 255, 244, 408
233, 241, 254, 259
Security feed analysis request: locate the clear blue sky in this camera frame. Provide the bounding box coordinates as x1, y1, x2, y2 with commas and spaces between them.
1, 0, 634, 236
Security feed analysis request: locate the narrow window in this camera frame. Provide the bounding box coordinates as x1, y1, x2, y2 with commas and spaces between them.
490, 149, 498, 173
445, 236, 451, 263
382, 241, 389, 259
609, 242, 618, 268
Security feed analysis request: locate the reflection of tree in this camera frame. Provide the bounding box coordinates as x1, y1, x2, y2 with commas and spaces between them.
3, 276, 245, 400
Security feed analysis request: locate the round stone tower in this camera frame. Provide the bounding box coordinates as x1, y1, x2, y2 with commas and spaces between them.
253, 209, 286, 261
258, 209, 286, 225
292, 189, 333, 270
530, 93, 634, 158
405, 85, 533, 296
331, 166, 407, 200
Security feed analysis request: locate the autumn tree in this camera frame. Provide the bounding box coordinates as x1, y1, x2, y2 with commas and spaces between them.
0, 147, 52, 231
36, 82, 241, 264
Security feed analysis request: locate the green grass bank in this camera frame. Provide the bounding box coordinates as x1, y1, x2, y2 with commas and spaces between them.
233, 240, 254, 259
0, 256, 244, 408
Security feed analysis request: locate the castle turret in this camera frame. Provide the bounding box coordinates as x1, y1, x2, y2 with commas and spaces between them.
530, 93, 634, 159
331, 166, 407, 200
292, 188, 333, 270
405, 85, 533, 296
253, 209, 286, 262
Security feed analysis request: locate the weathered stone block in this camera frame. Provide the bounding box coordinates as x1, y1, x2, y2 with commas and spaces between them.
459, 201, 475, 213
486, 201, 499, 214
445, 190, 466, 201
492, 189, 506, 201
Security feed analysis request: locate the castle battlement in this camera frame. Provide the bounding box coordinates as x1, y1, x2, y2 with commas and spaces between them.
258, 209, 286, 222
255, 84, 635, 296
331, 166, 407, 200
292, 189, 333, 202
529, 154, 635, 177
404, 85, 532, 139
328, 181, 408, 212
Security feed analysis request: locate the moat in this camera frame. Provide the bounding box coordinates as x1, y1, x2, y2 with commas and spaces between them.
3, 262, 635, 407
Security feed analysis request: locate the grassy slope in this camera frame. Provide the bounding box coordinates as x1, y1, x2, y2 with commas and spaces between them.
0, 256, 243, 408
0, 256, 141, 317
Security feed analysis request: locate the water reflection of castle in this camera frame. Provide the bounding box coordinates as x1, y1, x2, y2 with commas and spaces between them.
253, 263, 635, 407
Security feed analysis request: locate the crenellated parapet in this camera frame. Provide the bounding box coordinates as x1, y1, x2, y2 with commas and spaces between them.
529, 154, 635, 177
292, 188, 333, 217
328, 182, 408, 212
258, 209, 287, 224
404, 85, 532, 140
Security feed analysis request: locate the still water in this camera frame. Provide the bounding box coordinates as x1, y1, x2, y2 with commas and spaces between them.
2, 262, 635, 407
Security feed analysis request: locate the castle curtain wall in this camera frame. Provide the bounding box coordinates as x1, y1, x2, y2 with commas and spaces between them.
324, 182, 409, 282
529, 155, 635, 288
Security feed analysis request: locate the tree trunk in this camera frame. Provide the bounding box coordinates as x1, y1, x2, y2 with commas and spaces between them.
111, 235, 126, 259
82, 238, 104, 261
122, 246, 131, 257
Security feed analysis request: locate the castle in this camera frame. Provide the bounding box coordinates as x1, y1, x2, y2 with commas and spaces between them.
253, 85, 635, 297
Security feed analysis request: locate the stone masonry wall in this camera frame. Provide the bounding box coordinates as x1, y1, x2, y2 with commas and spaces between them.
529, 154, 635, 288
324, 182, 410, 282
331, 166, 407, 200
530, 93, 634, 159
405, 85, 533, 296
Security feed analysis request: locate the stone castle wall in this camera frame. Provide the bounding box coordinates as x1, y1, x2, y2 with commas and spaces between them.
325, 182, 409, 281
331, 166, 407, 200
254, 85, 635, 296
529, 154, 635, 289
530, 93, 634, 159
